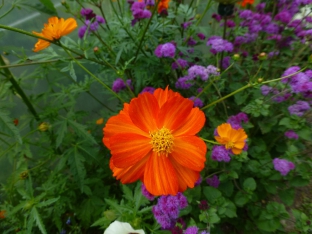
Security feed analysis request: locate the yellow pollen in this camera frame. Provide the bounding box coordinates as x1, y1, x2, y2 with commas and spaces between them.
150, 127, 174, 156
226, 141, 235, 149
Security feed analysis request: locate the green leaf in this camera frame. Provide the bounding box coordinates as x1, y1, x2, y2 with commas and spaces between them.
207, 208, 220, 224
243, 178, 257, 191
279, 188, 295, 206
297, 128, 312, 141
36, 197, 60, 208
66, 147, 86, 191
225, 201, 237, 218
69, 61, 77, 82
257, 218, 281, 232
38, 0, 57, 15
0, 108, 22, 144
289, 176, 310, 187
218, 180, 234, 197
55, 120, 68, 148
122, 184, 133, 202
234, 191, 249, 206
31, 207, 47, 234
67, 119, 97, 145
203, 186, 222, 203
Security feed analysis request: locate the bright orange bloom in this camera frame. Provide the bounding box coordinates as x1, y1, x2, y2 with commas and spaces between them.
0, 210, 6, 219
158, 0, 170, 14
215, 123, 247, 155
237, 0, 254, 7
96, 118, 104, 125
103, 87, 207, 196
32, 17, 77, 52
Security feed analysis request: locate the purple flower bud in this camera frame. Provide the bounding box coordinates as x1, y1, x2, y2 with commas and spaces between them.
206, 175, 220, 188
273, 158, 295, 176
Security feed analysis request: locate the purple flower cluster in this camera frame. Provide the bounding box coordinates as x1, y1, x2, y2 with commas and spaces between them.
78, 8, 105, 39
260, 85, 291, 103
288, 100, 310, 116
141, 183, 155, 201
189, 96, 204, 108
284, 130, 299, 140
172, 58, 189, 70
152, 193, 188, 229
211, 145, 231, 162
185, 226, 199, 234
206, 175, 220, 188
281, 67, 312, 95
130, 2, 151, 26
207, 36, 233, 54
112, 78, 132, 93
227, 112, 249, 129
175, 65, 219, 89
273, 158, 295, 176
154, 42, 176, 58
141, 86, 155, 94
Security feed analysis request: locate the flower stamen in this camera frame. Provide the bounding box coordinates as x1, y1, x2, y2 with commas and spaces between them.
150, 127, 174, 156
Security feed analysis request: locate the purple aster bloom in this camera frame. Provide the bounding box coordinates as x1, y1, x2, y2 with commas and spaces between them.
112, 78, 131, 93
261, 85, 273, 96
89, 21, 99, 31
189, 96, 204, 108
188, 65, 209, 81
256, 2, 266, 12
141, 184, 155, 201
207, 37, 233, 54
206, 65, 219, 76
145, 0, 155, 6
265, 23, 280, 34
194, 176, 202, 186
206, 175, 220, 188
80, 8, 96, 20
220, 56, 231, 69
141, 86, 155, 94
285, 130, 299, 140
185, 226, 199, 234
175, 76, 192, 89
275, 11, 292, 24
154, 43, 176, 58
268, 51, 279, 58
131, 2, 151, 25
239, 10, 254, 20
197, 33, 206, 40
273, 158, 295, 176
288, 100, 310, 116
227, 112, 248, 128
182, 21, 192, 29
273, 92, 291, 103
96, 15, 105, 24
200, 232, 210, 234
211, 145, 231, 162
226, 20, 236, 28
234, 36, 246, 47
281, 66, 301, 83
248, 23, 262, 34
212, 13, 221, 22
187, 37, 197, 46
198, 200, 209, 210
172, 58, 188, 70
78, 25, 87, 39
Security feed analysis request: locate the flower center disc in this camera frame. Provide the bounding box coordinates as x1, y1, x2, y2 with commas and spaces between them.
150, 127, 174, 156
226, 141, 235, 149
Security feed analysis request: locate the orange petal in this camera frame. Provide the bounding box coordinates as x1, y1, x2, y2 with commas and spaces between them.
144, 152, 179, 196
231, 148, 243, 155
214, 136, 229, 145
33, 39, 51, 52
216, 123, 232, 138
170, 136, 206, 171
61, 18, 78, 36
110, 154, 149, 183
169, 157, 200, 192
234, 141, 245, 149
128, 92, 159, 132
153, 86, 180, 108
158, 95, 193, 131
110, 133, 151, 168
173, 107, 206, 136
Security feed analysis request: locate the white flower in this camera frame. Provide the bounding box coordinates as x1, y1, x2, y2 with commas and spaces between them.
104, 220, 145, 234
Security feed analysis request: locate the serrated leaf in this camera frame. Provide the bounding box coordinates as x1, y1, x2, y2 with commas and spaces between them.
203, 186, 222, 203
69, 61, 77, 81
31, 207, 47, 234
38, 0, 57, 15
55, 120, 67, 148
67, 119, 97, 145
0, 108, 22, 144
234, 191, 249, 206
243, 178, 257, 191
36, 197, 60, 208
67, 147, 86, 191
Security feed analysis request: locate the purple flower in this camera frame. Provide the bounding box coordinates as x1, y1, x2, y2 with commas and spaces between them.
211, 145, 231, 162
141, 86, 155, 94
206, 175, 220, 188
281, 66, 301, 83
172, 58, 188, 70
207, 36, 233, 54
273, 158, 295, 176
175, 76, 192, 89
261, 85, 273, 96
212, 13, 221, 22
185, 226, 199, 234
188, 65, 209, 81
96, 15, 105, 24
227, 112, 249, 128
285, 130, 299, 140
234, 36, 246, 46
131, 2, 151, 25
189, 96, 204, 108
141, 184, 155, 201
220, 56, 231, 69
112, 78, 132, 93
274, 11, 292, 24
198, 200, 209, 210
288, 100, 310, 116
182, 21, 192, 29
194, 176, 202, 186
197, 33, 206, 40
80, 8, 96, 20
187, 37, 197, 46
200, 232, 210, 234
78, 25, 87, 39
154, 43, 176, 58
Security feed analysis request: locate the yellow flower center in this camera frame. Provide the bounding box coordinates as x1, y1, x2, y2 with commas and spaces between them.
150, 127, 174, 156
226, 141, 235, 149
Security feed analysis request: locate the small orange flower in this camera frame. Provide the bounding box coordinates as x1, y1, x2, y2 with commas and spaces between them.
32, 17, 77, 52
214, 123, 247, 155
96, 118, 104, 125
0, 210, 6, 219
158, 0, 170, 14
103, 87, 207, 196
237, 0, 254, 7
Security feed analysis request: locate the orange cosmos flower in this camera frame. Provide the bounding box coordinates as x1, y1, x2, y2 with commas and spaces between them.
214, 123, 247, 155
32, 17, 77, 52
103, 87, 207, 196
237, 0, 254, 7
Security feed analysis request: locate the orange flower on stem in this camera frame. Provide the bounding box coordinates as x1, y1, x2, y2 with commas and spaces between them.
158, 0, 170, 14
32, 17, 77, 52
237, 0, 254, 7
103, 87, 207, 196
214, 123, 247, 155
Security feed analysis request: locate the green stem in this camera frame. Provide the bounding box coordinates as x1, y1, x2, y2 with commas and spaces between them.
200, 138, 220, 145
211, 82, 228, 117
0, 56, 40, 121
99, 2, 111, 30
0, 4, 14, 19
62, 48, 126, 103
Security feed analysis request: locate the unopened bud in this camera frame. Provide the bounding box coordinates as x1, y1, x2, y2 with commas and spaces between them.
38, 122, 50, 132
195, 14, 201, 19
93, 47, 100, 53
232, 53, 240, 61
258, 52, 267, 60
257, 78, 264, 83
116, 70, 124, 76
20, 171, 29, 180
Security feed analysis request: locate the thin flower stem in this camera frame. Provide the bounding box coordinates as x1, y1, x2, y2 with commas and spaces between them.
0, 56, 40, 121
200, 138, 220, 145
62, 48, 126, 103
0, 4, 14, 19
211, 82, 228, 117
201, 67, 307, 111
203, 170, 225, 181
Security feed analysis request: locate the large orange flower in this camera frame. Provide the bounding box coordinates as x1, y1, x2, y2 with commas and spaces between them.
214, 123, 247, 155
103, 87, 207, 196
32, 17, 77, 52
